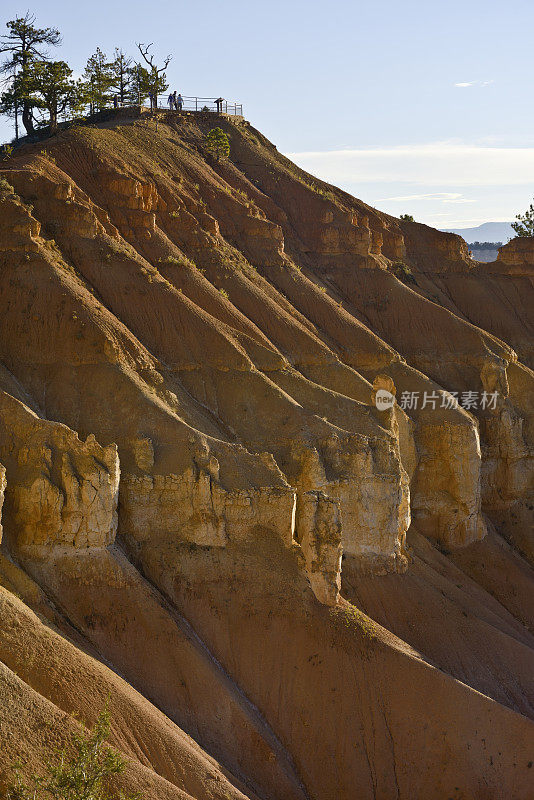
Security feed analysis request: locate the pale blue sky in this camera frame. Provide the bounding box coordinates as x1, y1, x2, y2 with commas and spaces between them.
1, 0, 533, 227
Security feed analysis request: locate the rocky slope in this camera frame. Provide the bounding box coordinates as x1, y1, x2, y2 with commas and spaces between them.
0, 109, 533, 800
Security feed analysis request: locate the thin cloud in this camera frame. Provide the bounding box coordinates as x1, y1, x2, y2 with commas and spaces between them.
454, 79, 494, 88
286, 142, 534, 186
378, 192, 463, 202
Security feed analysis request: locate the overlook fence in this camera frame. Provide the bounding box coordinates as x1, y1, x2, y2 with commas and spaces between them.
154, 95, 243, 115
3, 94, 244, 148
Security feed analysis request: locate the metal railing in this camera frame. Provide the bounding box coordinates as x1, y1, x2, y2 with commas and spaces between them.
3, 95, 244, 146
155, 96, 243, 115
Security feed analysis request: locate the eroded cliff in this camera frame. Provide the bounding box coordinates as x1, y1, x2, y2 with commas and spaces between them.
0, 110, 533, 800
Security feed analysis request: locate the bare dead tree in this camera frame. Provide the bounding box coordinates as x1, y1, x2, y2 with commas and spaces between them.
136, 42, 171, 111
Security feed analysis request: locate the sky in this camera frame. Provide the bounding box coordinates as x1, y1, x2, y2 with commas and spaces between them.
1, 0, 533, 228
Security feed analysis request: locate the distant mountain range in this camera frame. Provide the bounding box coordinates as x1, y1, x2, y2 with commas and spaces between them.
440, 221, 514, 244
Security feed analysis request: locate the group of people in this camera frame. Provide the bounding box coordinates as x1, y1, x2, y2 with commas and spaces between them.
167, 91, 184, 111
143, 91, 225, 114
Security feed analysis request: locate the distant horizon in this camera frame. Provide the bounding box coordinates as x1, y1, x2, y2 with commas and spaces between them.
2, 0, 533, 228
442, 220, 511, 228
439, 220, 513, 231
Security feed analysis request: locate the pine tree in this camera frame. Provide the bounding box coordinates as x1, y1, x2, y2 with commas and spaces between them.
512, 201, 534, 237
0, 13, 61, 136
111, 48, 132, 105
126, 63, 168, 107
130, 62, 169, 109
7, 706, 141, 800
30, 60, 87, 132
205, 127, 230, 160
84, 48, 114, 114
126, 63, 147, 105
0, 74, 26, 138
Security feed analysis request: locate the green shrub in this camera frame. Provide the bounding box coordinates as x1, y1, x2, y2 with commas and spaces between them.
7, 706, 140, 800
205, 127, 230, 160
0, 177, 15, 193
158, 255, 181, 265
295, 174, 337, 203
39, 150, 56, 164
391, 261, 417, 285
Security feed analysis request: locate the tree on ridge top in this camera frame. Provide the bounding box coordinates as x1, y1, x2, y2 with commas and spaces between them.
84, 48, 114, 114
512, 200, 534, 237
136, 43, 171, 109
0, 12, 61, 135
111, 49, 133, 105
26, 59, 87, 132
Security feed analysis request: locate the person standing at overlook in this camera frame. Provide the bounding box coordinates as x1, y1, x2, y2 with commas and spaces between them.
177, 93, 183, 111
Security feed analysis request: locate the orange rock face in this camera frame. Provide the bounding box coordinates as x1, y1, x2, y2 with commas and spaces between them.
0, 112, 533, 800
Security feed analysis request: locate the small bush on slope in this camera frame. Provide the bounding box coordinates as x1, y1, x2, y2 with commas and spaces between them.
0, 177, 14, 193
7, 706, 140, 800
205, 127, 230, 160
391, 261, 417, 286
